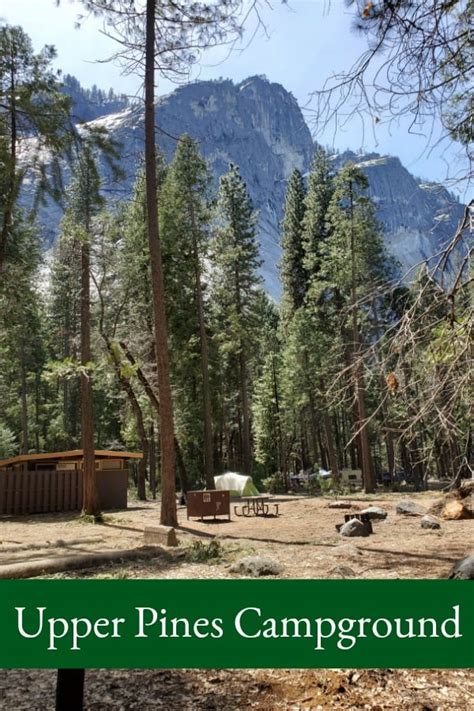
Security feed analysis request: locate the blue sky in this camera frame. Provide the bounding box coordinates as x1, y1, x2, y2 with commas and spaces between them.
2, 0, 469, 196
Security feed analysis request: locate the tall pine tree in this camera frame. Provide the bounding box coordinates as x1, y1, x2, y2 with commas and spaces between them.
211, 164, 261, 475
161, 135, 214, 487
280, 168, 307, 318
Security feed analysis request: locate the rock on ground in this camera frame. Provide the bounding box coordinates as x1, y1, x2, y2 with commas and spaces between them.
340, 518, 371, 537
360, 506, 388, 520
448, 555, 474, 580
396, 500, 425, 516
327, 501, 355, 509
229, 556, 283, 577
329, 565, 356, 578
420, 515, 441, 530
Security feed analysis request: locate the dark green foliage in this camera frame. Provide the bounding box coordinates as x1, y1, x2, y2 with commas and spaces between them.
0, 25, 72, 269
280, 168, 307, 316
211, 164, 263, 474
302, 147, 334, 281
160, 135, 213, 483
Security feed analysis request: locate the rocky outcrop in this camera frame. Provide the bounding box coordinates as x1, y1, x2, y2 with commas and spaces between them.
333, 151, 465, 278
24, 76, 466, 298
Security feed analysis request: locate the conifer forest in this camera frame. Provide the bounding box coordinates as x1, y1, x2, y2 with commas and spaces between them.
0, 1, 473, 707
0, 8, 472, 527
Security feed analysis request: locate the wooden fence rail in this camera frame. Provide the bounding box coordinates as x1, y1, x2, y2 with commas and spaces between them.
0, 469, 128, 515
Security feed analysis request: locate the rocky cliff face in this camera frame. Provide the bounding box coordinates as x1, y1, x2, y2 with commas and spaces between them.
334, 151, 465, 278
28, 76, 465, 298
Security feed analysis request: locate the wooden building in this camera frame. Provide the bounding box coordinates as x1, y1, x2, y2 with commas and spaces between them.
0, 450, 142, 515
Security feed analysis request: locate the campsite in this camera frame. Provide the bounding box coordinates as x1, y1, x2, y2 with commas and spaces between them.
1, 0, 472, 708
1, 481, 473, 708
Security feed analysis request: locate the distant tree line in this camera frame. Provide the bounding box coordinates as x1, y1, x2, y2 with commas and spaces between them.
62, 73, 131, 122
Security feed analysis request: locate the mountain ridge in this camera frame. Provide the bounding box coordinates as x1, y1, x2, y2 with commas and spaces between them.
29, 75, 466, 297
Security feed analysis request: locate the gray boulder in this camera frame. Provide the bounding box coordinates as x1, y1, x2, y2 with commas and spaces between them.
340, 518, 371, 537
360, 506, 388, 520
448, 555, 474, 580
229, 556, 283, 577
396, 500, 425, 516
421, 515, 441, 530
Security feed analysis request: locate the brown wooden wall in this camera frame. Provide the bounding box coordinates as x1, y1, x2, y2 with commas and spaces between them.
0, 469, 128, 515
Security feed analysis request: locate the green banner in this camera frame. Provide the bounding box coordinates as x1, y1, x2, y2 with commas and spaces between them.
0, 580, 472, 668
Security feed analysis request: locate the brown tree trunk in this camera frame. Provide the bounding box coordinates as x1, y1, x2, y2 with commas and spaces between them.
149, 423, 157, 499
271, 354, 285, 476
20, 346, 29, 455
175, 437, 189, 497
81, 237, 99, 517
34, 373, 40, 452
145, 0, 177, 526
239, 349, 252, 475
302, 351, 319, 464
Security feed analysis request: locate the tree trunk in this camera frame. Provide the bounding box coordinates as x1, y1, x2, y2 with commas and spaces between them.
145, 0, 177, 526
239, 349, 252, 475
175, 436, 189, 497
271, 354, 285, 476
149, 422, 157, 499
34, 372, 41, 452
81, 237, 99, 517
20, 346, 29, 455
302, 351, 319, 464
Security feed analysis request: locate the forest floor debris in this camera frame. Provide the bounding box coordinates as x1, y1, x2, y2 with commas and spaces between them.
1, 667, 472, 710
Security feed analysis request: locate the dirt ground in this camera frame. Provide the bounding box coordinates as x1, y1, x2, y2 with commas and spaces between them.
1, 492, 472, 709
0, 492, 471, 579
1, 667, 473, 710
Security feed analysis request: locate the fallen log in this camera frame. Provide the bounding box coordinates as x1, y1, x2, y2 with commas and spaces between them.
0, 545, 166, 580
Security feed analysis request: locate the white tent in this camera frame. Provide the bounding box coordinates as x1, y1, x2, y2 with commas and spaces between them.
214, 472, 259, 497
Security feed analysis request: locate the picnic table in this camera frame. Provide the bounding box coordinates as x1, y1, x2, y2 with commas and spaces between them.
234, 495, 279, 517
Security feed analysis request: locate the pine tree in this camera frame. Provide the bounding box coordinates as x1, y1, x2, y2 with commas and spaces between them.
64, 140, 105, 517
324, 162, 390, 492
302, 147, 334, 281
301, 147, 338, 478
160, 135, 214, 487
251, 295, 284, 477
211, 164, 261, 475
0, 216, 44, 457
280, 168, 307, 317
0, 25, 72, 271
47, 232, 82, 449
